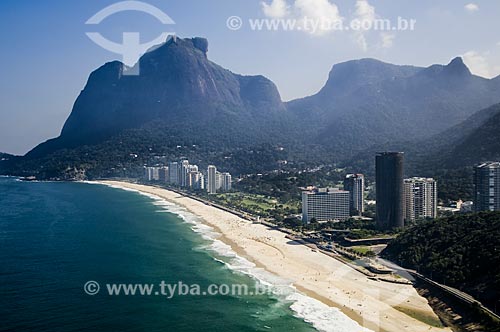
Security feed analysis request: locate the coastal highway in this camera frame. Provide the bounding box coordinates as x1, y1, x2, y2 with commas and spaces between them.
407, 270, 500, 321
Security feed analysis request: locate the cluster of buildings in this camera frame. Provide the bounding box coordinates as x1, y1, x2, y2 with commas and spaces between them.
143, 157, 500, 226
301, 174, 365, 223
144, 160, 232, 194
375, 155, 500, 228
302, 152, 439, 227
375, 152, 438, 229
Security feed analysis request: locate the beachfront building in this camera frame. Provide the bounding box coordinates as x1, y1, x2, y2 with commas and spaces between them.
343, 174, 365, 216
403, 177, 437, 223
301, 188, 350, 223
188, 170, 204, 190
221, 172, 232, 191
216, 171, 222, 190
144, 166, 160, 181
376, 152, 405, 229
168, 162, 180, 185
179, 160, 190, 187
474, 162, 500, 211
207, 165, 217, 194
159, 166, 169, 183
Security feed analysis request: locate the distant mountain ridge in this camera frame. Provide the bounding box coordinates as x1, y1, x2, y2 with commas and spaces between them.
288, 57, 500, 158
0, 153, 13, 160
5, 36, 500, 179
440, 103, 500, 167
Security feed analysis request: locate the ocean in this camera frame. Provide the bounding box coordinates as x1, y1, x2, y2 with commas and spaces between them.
0, 177, 367, 332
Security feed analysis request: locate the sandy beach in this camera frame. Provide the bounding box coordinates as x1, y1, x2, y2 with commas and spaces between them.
99, 181, 450, 332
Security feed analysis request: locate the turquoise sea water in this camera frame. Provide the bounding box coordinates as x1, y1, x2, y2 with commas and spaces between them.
0, 177, 318, 332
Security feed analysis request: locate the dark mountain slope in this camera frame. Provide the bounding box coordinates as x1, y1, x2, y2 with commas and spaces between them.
0, 153, 14, 160
9, 38, 500, 179
442, 105, 500, 167
287, 58, 421, 119
27, 37, 287, 159
288, 57, 500, 159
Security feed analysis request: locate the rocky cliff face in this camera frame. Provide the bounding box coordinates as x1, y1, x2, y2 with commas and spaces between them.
28, 37, 285, 157
22, 39, 500, 175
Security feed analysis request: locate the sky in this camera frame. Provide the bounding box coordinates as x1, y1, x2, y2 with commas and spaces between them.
0, 0, 499, 155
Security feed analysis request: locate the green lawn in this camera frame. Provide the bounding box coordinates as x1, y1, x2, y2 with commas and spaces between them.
214, 193, 299, 215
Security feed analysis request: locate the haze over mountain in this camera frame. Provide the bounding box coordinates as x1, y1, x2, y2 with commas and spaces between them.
3, 36, 500, 179
28, 37, 287, 158
288, 57, 500, 157
439, 103, 500, 167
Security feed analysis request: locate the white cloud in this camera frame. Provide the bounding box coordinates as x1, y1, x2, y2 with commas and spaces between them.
380, 33, 395, 48
464, 3, 479, 12
295, 0, 343, 36
352, 0, 376, 51
294, 0, 342, 23
261, 0, 288, 18
260, 0, 392, 48
354, 0, 376, 24
463, 51, 492, 78
261, 0, 343, 36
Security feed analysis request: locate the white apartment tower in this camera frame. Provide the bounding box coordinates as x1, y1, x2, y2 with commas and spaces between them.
301, 188, 350, 223
207, 165, 217, 194
221, 172, 232, 191
404, 177, 437, 223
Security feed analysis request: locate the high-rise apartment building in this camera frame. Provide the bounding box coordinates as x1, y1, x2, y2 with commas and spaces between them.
474, 162, 500, 212
343, 174, 365, 216
144, 166, 160, 181
301, 188, 350, 223
216, 171, 222, 190
404, 177, 437, 222
168, 162, 179, 185
221, 172, 232, 191
376, 152, 405, 229
159, 166, 169, 183
180, 160, 190, 187
207, 165, 217, 194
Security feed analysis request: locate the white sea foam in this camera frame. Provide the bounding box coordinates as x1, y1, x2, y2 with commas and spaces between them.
288, 293, 372, 332
94, 182, 373, 332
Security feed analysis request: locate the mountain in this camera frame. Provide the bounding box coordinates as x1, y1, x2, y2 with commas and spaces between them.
27, 37, 287, 159
288, 58, 420, 116
9, 37, 500, 179
382, 212, 500, 312
440, 103, 500, 167
0, 153, 15, 175
0, 153, 13, 160
427, 103, 500, 152
400, 102, 500, 172
288, 57, 500, 158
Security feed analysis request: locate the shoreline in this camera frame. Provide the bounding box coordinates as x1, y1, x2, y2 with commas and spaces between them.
98, 180, 450, 332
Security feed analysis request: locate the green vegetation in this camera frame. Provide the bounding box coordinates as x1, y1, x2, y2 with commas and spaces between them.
234, 167, 347, 202
350, 246, 376, 257
382, 212, 500, 311
210, 192, 300, 220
